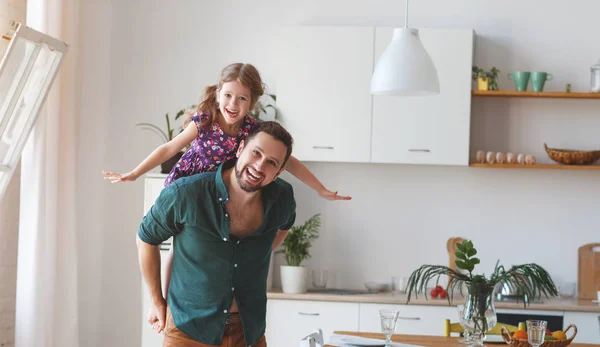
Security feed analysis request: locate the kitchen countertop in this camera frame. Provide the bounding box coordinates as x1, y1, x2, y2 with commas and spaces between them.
267, 289, 600, 313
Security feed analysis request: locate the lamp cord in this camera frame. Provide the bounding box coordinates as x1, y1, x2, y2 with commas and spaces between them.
404, 0, 409, 28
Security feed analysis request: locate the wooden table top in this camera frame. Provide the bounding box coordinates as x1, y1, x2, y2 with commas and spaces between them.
326, 331, 597, 347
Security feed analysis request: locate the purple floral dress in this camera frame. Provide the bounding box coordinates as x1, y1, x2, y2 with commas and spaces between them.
164, 111, 259, 187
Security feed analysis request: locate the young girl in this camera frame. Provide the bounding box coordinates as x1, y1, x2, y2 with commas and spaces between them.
102, 62, 350, 332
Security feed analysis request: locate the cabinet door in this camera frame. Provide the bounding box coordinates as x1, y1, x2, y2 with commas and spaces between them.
276, 26, 374, 163
359, 303, 456, 336
562, 311, 600, 344
266, 299, 359, 347
371, 28, 473, 166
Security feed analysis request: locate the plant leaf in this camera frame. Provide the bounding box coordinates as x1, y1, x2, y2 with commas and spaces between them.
467, 248, 477, 257
456, 260, 469, 270
456, 252, 468, 261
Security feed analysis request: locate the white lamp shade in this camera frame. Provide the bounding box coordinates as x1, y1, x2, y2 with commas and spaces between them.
371, 28, 440, 96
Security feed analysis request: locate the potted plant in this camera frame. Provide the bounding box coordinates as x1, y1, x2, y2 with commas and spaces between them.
137, 105, 196, 173
472, 66, 500, 91
405, 239, 558, 345
276, 213, 321, 294
248, 93, 277, 121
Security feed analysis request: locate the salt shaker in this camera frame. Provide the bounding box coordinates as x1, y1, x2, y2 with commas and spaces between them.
591, 59, 600, 93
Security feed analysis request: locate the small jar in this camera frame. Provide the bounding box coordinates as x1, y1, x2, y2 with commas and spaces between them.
591, 60, 600, 93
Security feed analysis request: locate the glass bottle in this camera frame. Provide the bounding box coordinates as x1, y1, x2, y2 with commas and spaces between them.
591, 60, 600, 93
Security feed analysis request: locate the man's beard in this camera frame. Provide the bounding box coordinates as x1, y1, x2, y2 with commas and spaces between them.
234, 164, 262, 193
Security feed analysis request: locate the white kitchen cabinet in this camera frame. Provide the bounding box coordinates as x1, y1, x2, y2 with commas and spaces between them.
562, 311, 600, 344
371, 28, 474, 166
276, 25, 374, 163
359, 303, 456, 336
266, 299, 360, 347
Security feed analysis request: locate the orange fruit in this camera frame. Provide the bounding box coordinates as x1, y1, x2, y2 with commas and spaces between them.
551, 331, 567, 340
512, 330, 528, 339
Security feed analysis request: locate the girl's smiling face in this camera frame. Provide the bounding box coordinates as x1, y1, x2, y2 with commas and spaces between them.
217, 80, 252, 125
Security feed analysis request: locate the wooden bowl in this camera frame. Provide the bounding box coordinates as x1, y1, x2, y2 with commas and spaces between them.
544, 143, 600, 165
500, 324, 577, 347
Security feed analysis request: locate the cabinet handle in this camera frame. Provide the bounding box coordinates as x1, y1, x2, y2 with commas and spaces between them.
298, 312, 320, 316
313, 146, 334, 150
408, 149, 430, 152
398, 316, 421, 320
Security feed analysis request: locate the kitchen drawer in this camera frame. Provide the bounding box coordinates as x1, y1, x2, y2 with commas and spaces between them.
562, 311, 600, 344
266, 299, 359, 347
359, 303, 456, 336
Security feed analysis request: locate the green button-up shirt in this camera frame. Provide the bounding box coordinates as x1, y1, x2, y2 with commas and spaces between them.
138, 160, 296, 346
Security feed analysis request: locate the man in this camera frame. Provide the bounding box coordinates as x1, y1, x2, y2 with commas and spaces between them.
137, 121, 296, 347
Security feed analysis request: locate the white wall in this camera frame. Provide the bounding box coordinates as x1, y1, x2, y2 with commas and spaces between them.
80, 0, 600, 345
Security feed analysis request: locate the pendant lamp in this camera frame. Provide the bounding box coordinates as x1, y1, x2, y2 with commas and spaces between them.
371, 0, 440, 96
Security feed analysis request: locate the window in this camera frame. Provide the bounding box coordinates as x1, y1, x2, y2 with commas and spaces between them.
0, 21, 66, 199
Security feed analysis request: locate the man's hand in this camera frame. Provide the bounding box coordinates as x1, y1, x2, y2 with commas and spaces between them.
319, 189, 351, 201
147, 297, 167, 334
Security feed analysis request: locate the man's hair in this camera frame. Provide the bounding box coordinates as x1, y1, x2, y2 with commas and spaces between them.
245, 121, 293, 168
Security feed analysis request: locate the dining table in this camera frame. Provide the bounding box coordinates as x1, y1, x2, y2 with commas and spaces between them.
325, 331, 599, 347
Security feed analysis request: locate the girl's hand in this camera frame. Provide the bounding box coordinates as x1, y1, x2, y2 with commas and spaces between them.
319, 189, 351, 201
102, 170, 137, 183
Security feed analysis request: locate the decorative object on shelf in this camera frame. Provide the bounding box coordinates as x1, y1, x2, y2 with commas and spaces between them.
371, 0, 439, 96
405, 239, 558, 346
476, 150, 486, 163
506, 152, 517, 164
500, 324, 577, 347
277, 214, 321, 294
472, 66, 500, 91
472, 90, 600, 98
508, 71, 531, 91
248, 93, 278, 121
486, 151, 496, 164
517, 153, 526, 164
495, 152, 506, 164
544, 143, 600, 165
525, 154, 537, 165
590, 59, 600, 93
565, 83, 572, 93
530, 72, 553, 92
136, 105, 196, 173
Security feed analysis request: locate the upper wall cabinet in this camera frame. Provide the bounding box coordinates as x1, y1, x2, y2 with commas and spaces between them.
371, 28, 474, 166
276, 26, 374, 163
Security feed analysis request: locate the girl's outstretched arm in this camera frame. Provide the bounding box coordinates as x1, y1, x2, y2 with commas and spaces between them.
103, 122, 198, 183
285, 155, 351, 201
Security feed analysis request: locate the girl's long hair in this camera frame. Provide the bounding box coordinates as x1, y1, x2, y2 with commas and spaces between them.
195, 63, 265, 130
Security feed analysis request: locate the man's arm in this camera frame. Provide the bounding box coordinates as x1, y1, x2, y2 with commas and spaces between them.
137, 234, 167, 332
272, 229, 289, 251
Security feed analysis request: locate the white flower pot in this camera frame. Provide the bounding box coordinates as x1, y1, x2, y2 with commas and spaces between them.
280, 265, 310, 294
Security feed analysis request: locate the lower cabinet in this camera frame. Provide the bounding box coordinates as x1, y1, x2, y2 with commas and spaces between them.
265, 299, 359, 347
359, 303, 457, 336
562, 311, 600, 344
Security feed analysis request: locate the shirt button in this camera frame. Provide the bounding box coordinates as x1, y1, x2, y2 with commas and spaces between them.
232, 287, 235, 291
237, 241, 240, 244
234, 264, 238, 267
224, 309, 228, 313
218, 197, 223, 201
223, 238, 227, 241
225, 213, 229, 217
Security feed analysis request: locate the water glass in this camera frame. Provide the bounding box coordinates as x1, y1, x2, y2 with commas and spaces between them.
456, 305, 472, 344
311, 269, 328, 289
391, 276, 408, 294
380, 309, 400, 346
526, 320, 547, 347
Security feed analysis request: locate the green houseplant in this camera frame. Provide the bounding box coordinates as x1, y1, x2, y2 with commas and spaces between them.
248, 93, 277, 121
136, 105, 196, 173
277, 213, 321, 294
472, 66, 500, 91
405, 239, 558, 345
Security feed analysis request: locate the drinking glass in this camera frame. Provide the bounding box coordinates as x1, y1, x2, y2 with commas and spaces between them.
526, 320, 547, 347
311, 269, 328, 289
380, 309, 400, 346
456, 304, 472, 344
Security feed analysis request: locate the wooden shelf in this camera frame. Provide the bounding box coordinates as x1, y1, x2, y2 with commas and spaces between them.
469, 163, 600, 170
472, 90, 600, 99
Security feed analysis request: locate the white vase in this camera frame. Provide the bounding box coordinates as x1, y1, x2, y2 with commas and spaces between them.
280, 265, 310, 294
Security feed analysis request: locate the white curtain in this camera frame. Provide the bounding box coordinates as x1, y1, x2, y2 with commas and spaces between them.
15, 0, 80, 346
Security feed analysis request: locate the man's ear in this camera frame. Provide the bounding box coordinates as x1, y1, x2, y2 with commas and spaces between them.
236, 139, 245, 158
